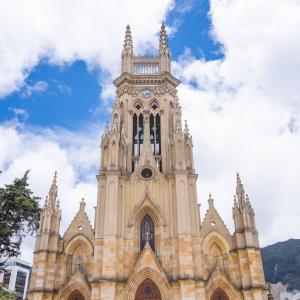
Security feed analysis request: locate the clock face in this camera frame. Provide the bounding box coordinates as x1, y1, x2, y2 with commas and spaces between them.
140, 89, 152, 98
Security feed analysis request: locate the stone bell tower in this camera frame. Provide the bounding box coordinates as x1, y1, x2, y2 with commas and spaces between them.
92, 23, 202, 299
28, 23, 268, 300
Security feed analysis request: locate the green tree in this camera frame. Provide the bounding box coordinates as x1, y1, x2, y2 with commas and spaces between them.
0, 284, 16, 300
0, 171, 41, 260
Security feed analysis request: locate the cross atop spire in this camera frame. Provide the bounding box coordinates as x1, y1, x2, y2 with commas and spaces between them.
159, 22, 169, 51
208, 193, 214, 208
122, 24, 133, 56
80, 197, 86, 211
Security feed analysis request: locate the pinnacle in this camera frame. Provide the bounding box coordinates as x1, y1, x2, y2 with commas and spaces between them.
184, 120, 189, 134
237, 172, 241, 184
159, 22, 168, 50
208, 193, 214, 208
123, 24, 133, 54
80, 197, 86, 211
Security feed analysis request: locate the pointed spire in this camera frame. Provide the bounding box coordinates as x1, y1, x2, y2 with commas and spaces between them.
236, 172, 246, 206
48, 171, 58, 209
159, 22, 168, 51
122, 24, 133, 55
80, 197, 86, 212
208, 193, 214, 208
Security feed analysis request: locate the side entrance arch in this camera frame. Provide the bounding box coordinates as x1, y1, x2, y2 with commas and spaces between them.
68, 290, 85, 300
135, 278, 162, 300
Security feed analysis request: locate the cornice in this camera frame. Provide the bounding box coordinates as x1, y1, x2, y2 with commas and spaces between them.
113, 71, 180, 89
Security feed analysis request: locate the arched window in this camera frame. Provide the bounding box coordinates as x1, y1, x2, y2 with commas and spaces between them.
140, 215, 155, 251
149, 102, 162, 172
211, 288, 229, 300
132, 112, 144, 171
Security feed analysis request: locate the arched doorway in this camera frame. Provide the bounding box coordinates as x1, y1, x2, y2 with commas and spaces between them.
135, 278, 162, 300
68, 290, 85, 300
211, 288, 229, 300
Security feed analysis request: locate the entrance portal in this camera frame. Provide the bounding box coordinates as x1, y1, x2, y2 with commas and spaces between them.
135, 278, 162, 300
68, 290, 85, 300
211, 288, 229, 300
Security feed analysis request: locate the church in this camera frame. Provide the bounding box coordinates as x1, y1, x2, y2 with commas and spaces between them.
28, 24, 268, 300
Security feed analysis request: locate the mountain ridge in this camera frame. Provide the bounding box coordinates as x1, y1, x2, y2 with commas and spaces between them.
261, 238, 300, 291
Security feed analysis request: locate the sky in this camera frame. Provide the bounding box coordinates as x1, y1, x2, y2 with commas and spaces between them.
0, 0, 300, 263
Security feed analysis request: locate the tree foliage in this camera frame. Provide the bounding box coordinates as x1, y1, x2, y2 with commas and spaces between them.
0, 284, 16, 300
0, 171, 41, 260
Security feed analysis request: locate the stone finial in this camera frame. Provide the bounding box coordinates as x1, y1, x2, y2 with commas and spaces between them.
48, 171, 58, 209
184, 120, 189, 135
159, 22, 168, 51
80, 198, 86, 211
122, 24, 133, 55
208, 193, 214, 208
236, 172, 246, 206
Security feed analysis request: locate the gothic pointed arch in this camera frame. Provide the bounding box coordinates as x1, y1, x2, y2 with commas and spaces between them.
205, 269, 242, 300
57, 270, 91, 300
126, 267, 171, 300
202, 231, 231, 277
132, 99, 144, 111
128, 193, 166, 258
135, 278, 162, 300
149, 98, 160, 112
128, 192, 166, 227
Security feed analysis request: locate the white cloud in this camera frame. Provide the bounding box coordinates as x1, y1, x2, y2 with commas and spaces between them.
174, 0, 300, 246
0, 121, 102, 262
21, 81, 48, 98
8, 107, 29, 120
0, 0, 174, 98
1, 0, 300, 264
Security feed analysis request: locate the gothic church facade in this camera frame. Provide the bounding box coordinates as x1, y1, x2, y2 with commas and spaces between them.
28, 24, 268, 300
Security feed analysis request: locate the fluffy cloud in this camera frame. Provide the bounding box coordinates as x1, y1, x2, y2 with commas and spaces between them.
1, 0, 299, 263
0, 122, 101, 261
0, 0, 173, 98
174, 0, 300, 245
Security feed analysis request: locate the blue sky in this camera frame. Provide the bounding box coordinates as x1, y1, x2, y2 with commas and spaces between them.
0, 0, 221, 129
0, 0, 300, 261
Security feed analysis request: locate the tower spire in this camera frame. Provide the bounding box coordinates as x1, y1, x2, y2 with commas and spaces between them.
123, 25, 133, 55
121, 25, 133, 73
159, 22, 171, 73
48, 171, 58, 209
159, 22, 168, 51
236, 172, 246, 206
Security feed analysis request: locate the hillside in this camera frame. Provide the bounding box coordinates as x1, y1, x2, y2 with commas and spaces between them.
261, 239, 300, 291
